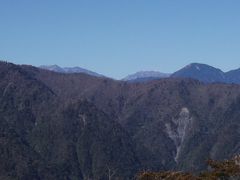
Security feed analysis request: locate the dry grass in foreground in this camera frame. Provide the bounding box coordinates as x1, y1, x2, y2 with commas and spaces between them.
137, 155, 240, 180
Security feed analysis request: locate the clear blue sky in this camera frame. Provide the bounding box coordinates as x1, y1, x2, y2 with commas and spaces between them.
1, 0, 240, 79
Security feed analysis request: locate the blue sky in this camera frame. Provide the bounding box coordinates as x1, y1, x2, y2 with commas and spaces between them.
0, 0, 240, 79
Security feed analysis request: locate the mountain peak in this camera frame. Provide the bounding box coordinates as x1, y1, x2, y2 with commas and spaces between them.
185, 63, 219, 70
184, 63, 203, 71
172, 63, 225, 83
123, 71, 170, 82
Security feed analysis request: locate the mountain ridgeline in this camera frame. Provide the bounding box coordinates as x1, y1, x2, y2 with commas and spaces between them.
41, 63, 240, 84
0, 61, 240, 179
171, 63, 240, 84
123, 71, 170, 82
39, 65, 104, 77
125, 63, 240, 83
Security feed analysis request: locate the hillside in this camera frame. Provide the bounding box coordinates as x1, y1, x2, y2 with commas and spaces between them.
0, 61, 240, 179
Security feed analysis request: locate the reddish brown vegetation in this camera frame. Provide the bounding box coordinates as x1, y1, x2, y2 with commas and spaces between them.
137, 155, 240, 180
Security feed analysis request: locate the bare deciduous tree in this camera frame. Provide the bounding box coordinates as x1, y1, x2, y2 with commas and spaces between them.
106, 166, 117, 180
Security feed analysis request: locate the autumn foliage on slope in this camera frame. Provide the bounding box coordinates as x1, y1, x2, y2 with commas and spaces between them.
137, 155, 240, 180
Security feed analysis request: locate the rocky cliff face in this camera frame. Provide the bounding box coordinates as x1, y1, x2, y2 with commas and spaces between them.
165, 107, 193, 162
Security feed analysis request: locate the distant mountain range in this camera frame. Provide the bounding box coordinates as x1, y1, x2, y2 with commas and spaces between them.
122, 71, 170, 82
124, 63, 240, 84
40, 63, 240, 84
171, 63, 240, 84
39, 65, 104, 77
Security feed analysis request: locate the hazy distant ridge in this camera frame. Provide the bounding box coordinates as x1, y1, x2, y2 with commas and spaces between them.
40, 63, 240, 84
123, 71, 171, 82
171, 63, 240, 84
39, 65, 104, 77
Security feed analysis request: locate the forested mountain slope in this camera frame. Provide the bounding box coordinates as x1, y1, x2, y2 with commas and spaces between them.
0, 61, 240, 179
